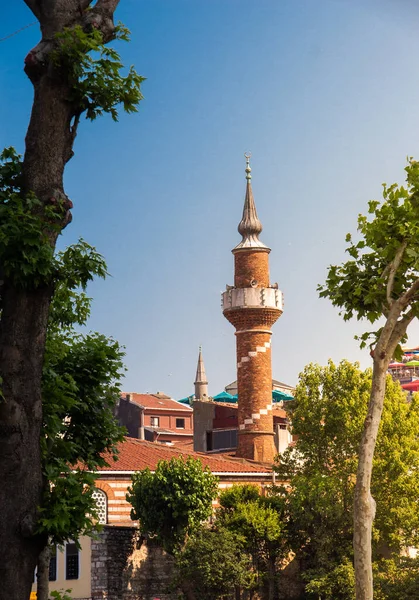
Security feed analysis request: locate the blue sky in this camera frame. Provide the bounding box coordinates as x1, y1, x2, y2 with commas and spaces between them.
2, 1, 419, 399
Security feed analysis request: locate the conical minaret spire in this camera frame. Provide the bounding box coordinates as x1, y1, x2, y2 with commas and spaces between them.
194, 346, 208, 401
234, 154, 269, 251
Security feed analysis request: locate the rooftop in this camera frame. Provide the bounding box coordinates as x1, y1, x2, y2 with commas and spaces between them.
97, 437, 272, 474
122, 392, 192, 412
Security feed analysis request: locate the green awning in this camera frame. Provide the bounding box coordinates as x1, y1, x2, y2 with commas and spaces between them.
177, 396, 194, 405
272, 389, 294, 402
211, 390, 294, 404
213, 391, 236, 403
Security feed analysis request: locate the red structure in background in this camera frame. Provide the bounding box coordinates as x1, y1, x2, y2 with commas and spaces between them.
116, 392, 193, 446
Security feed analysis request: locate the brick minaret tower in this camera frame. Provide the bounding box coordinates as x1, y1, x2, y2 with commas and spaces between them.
194, 346, 208, 401
222, 155, 283, 462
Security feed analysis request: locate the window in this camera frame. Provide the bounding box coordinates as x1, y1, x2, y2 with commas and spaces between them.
150, 416, 159, 427
176, 418, 185, 429
66, 542, 79, 580
49, 546, 57, 582
92, 488, 107, 525
207, 429, 237, 451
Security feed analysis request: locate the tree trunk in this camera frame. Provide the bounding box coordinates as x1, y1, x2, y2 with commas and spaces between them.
0, 3, 119, 597
0, 77, 72, 600
353, 358, 388, 600
0, 286, 51, 600
37, 545, 51, 600
267, 554, 276, 600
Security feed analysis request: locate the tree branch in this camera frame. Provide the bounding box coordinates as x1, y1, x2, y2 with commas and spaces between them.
93, 0, 121, 12
79, 0, 93, 10
399, 277, 419, 309
386, 240, 407, 308
83, 0, 121, 43
388, 308, 416, 352
23, 0, 42, 20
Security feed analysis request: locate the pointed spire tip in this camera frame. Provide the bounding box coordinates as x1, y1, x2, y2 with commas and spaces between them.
244, 152, 252, 180
233, 153, 269, 251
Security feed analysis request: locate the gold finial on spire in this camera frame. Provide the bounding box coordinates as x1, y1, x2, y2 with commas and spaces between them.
244, 152, 252, 180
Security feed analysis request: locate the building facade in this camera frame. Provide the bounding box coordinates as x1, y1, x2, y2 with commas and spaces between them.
116, 392, 193, 445
32, 437, 273, 600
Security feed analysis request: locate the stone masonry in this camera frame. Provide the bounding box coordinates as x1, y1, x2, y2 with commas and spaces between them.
91, 525, 175, 600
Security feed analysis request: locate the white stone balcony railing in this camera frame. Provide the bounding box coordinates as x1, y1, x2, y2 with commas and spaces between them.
222, 286, 283, 312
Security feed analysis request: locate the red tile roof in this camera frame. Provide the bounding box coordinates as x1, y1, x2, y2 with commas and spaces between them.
98, 437, 271, 474
122, 392, 192, 412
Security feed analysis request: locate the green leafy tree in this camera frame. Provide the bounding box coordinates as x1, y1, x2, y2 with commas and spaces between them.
274, 360, 419, 599
318, 160, 419, 600
127, 456, 219, 553
218, 485, 288, 600
173, 527, 253, 600
35, 241, 125, 600
0, 2, 143, 597
374, 557, 419, 600
304, 560, 356, 600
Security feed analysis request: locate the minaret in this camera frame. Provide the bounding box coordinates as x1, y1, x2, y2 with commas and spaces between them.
194, 346, 209, 401
222, 155, 283, 462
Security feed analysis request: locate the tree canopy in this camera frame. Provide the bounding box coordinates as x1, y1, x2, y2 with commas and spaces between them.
274, 360, 419, 599
318, 160, 419, 600
127, 456, 219, 553
218, 484, 287, 600
38, 241, 125, 544
173, 527, 252, 600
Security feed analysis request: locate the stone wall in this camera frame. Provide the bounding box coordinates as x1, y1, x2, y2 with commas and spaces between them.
91, 525, 175, 600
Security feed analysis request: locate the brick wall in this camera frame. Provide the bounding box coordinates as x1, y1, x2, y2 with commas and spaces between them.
91, 526, 175, 600
234, 249, 270, 288
235, 329, 276, 462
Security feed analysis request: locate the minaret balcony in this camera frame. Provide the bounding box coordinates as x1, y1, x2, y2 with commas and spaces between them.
222, 286, 283, 313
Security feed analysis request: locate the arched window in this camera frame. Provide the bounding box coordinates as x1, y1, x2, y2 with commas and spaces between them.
92, 488, 107, 524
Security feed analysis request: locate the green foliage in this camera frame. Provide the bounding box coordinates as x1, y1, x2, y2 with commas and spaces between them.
304, 560, 355, 600
218, 485, 287, 597
219, 486, 285, 557
173, 526, 253, 600
0, 148, 64, 289
0, 148, 107, 294
127, 456, 219, 553
318, 160, 419, 350
35, 238, 125, 544
50, 590, 73, 600
53, 23, 144, 121
273, 360, 419, 594
218, 483, 260, 509
374, 557, 419, 600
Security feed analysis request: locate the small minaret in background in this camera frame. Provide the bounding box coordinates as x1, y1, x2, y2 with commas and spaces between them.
194, 346, 209, 401
222, 155, 283, 462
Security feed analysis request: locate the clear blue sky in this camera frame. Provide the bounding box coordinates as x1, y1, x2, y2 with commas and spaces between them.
2, 1, 419, 399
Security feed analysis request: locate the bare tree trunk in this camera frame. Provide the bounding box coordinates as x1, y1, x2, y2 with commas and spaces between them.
37, 545, 51, 600
267, 554, 276, 600
353, 357, 388, 600
0, 287, 51, 600
0, 2, 120, 599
